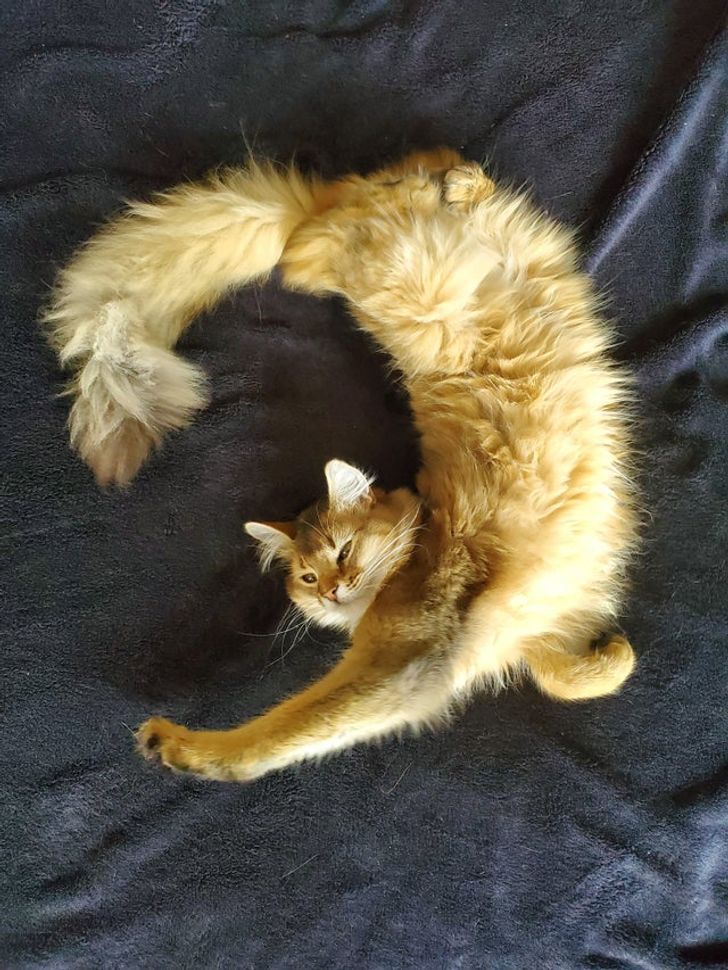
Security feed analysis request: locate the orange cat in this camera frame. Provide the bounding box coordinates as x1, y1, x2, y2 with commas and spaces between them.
44, 149, 637, 781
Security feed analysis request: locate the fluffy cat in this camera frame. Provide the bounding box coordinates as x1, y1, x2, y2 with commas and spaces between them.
44, 148, 637, 781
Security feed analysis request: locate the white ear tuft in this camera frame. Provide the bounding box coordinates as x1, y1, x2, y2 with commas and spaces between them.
324, 459, 374, 509
244, 521, 295, 571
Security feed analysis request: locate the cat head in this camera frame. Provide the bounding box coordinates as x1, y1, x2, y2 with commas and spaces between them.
245, 460, 421, 631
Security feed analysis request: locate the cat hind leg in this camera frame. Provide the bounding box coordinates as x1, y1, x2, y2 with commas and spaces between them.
442, 162, 497, 211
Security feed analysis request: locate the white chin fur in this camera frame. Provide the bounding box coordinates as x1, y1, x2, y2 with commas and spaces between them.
305, 592, 375, 632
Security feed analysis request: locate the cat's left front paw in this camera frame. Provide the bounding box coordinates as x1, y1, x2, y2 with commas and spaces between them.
136, 716, 197, 774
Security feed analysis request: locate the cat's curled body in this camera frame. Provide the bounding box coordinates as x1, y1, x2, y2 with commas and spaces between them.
45, 149, 637, 781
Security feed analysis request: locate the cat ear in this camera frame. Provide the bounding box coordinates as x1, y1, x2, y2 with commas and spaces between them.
324, 459, 374, 509
244, 520, 296, 571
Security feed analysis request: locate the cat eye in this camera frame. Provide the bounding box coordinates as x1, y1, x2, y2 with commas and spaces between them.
338, 540, 353, 564
301, 573, 317, 584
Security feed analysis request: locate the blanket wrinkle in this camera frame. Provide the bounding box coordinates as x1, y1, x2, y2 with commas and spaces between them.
586, 28, 727, 282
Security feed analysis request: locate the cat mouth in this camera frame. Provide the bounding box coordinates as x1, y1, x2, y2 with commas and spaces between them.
323, 588, 358, 607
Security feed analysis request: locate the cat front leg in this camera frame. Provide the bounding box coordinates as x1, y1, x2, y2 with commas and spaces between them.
136, 645, 451, 782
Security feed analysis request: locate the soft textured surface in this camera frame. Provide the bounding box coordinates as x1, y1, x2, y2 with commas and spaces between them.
2, 2, 727, 967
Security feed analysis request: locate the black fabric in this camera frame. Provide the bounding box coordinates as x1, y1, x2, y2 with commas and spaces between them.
2, 2, 727, 966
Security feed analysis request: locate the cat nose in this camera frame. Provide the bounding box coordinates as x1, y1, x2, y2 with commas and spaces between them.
323, 585, 339, 602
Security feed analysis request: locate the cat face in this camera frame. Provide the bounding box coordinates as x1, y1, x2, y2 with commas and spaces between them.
246, 460, 421, 631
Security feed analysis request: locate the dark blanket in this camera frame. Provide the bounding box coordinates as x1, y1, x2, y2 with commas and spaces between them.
2, 2, 727, 967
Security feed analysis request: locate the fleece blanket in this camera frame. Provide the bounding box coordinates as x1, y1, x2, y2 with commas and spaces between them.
2, 2, 727, 967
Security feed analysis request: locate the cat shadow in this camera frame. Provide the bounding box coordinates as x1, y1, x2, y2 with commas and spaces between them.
111, 548, 342, 716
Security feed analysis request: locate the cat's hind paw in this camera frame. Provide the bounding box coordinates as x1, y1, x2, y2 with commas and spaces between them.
443, 163, 496, 210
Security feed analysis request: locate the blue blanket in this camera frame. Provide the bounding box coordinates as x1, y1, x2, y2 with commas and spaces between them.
2, 2, 727, 966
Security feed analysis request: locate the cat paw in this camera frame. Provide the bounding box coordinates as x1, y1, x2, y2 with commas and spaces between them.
136, 716, 198, 774
136, 716, 244, 781
443, 163, 496, 210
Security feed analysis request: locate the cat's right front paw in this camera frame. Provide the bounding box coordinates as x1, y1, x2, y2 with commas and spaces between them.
136, 716, 254, 782
136, 716, 197, 773
443, 164, 496, 210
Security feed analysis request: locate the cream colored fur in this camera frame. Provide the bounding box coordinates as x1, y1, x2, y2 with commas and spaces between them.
45, 149, 638, 781
43, 159, 333, 484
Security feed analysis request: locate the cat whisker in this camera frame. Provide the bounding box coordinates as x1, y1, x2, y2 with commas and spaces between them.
265, 616, 313, 668
359, 513, 419, 575
305, 519, 330, 545
359, 516, 421, 582
273, 604, 305, 646
360, 541, 408, 584
278, 618, 309, 645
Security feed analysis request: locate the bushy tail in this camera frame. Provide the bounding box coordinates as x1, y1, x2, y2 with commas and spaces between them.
528, 634, 636, 702
44, 159, 325, 485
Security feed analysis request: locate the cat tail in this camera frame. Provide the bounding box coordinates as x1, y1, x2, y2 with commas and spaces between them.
527, 634, 636, 702
43, 159, 328, 485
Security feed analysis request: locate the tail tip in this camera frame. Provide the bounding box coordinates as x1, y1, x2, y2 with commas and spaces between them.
601, 633, 636, 682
